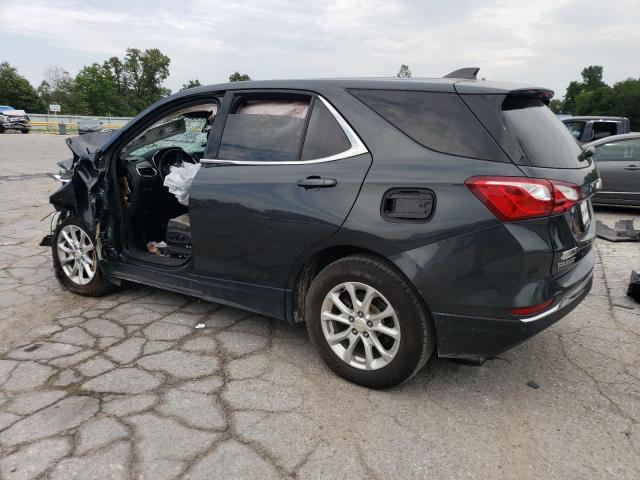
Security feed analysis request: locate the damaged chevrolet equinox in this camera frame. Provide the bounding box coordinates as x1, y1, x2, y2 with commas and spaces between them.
45, 68, 600, 389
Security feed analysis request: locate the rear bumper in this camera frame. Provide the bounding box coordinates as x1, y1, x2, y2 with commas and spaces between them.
433, 273, 592, 360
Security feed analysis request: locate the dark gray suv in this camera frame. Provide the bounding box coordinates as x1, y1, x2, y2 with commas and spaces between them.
45, 71, 599, 388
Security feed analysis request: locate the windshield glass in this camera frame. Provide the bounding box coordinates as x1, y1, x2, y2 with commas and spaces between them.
502, 97, 583, 169
128, 117, 208, 157
121, 102, 218, 159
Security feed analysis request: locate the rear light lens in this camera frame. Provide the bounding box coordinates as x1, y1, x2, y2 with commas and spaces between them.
509, 298, 554, 316
465, 176, 582, 222
551, 181, 580, 214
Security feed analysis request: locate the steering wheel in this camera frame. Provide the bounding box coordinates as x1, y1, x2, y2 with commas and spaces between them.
153, 147, 197, 180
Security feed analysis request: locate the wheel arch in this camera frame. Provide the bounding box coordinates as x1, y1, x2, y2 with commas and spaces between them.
286, 244, 435, 336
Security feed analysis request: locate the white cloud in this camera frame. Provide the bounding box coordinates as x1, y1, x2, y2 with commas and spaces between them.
1, 0, 638, 97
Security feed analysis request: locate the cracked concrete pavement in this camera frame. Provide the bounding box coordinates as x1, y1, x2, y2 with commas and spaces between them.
0, 133, 639, 479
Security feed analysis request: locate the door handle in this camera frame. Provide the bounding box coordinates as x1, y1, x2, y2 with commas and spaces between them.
297, 176, 337, 189
624, 164, 640, 171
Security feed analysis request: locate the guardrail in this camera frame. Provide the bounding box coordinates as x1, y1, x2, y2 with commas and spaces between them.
26, 114, 132, 134
29, 122, 122, 135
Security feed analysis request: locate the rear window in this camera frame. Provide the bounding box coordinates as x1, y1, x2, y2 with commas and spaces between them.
301, 101, 351, 160
591, 122, 617, 141
349, 89, 509, 162
501, 97, 583, 168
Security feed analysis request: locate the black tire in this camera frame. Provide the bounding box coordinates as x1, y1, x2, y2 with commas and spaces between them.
52, 216, 115, 296
305, 254, 435, 389
21, 128, 29, 134
0, 125, 4, 134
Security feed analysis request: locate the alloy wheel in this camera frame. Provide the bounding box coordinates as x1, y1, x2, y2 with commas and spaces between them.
56, 224, 96, 286
321, 281, 401, 370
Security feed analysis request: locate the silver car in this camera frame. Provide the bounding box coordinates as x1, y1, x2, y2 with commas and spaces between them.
587, 133, 640, 207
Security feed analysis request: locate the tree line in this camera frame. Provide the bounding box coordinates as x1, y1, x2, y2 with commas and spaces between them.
0, 48, 251, 117
2, 55, 637, 127
549, 65, 639, 128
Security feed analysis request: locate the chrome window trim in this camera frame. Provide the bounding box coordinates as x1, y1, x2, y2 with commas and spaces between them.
200, 95, 368, 166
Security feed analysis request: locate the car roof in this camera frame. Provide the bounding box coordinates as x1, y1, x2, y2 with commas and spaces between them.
584, 132, 640, 148
96, 75, 555, 156
174, 77, 553, 97
564, 116, 629, 122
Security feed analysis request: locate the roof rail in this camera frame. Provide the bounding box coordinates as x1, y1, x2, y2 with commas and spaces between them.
443, 67, 480, 80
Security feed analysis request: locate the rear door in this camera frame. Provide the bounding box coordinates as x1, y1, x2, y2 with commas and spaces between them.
189, 90, 371, 290
593, 138, 640, 203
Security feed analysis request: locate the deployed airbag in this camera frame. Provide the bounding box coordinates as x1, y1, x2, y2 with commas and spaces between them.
163, 162, 201, 206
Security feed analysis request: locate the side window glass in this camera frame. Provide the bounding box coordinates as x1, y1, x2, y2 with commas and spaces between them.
564, 121, 584, 139
591, 122, 617, 141
593, 141, 627, 161
625, 139, 640, 160
122, 103, 218, 160
218, 98, 310, 162
301, 101, 351, 160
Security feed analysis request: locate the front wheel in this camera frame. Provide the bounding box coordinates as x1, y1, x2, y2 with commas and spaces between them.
52, 216, 114, 296
21, 128, 29, 134
305, 254, 435, 389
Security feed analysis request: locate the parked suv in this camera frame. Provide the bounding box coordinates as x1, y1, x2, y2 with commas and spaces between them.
44, 71, 599, 388
563, 116, 631, 143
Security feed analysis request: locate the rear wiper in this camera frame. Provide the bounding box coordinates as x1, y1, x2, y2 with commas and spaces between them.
578, 146, 595, 162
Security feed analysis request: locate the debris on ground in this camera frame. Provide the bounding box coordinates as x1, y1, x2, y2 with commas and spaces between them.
527, 380, 540, 389
596, 219, 640, 242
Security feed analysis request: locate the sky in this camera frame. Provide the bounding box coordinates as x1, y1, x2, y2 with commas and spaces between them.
1, 0, 638, 99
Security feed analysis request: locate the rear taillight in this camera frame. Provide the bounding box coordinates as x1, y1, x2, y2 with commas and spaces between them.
509, 298, 554, 316
465, 176, 581, 222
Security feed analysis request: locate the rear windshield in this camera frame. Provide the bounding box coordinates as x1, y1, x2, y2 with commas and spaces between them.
501, 97, 582, 168
463, 94, 583, 169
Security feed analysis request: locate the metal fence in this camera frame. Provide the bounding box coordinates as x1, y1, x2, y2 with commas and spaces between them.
27, 113, 132, 134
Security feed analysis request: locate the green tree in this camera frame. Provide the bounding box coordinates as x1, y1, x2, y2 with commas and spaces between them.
120, 48, 171, 114
557, 66, 640, 129
549, 99, 563, 113
609, 78, 640, 129
40, 64, 84, 113
229, 72, 251, 82
0, 62, 44, 112
580, 65, 606, 90
562, 80, 584, 113
180, 79, 202, 90
573, 86, 613, 117
72, 63, 119, 116
396, 64, 412, 78
94, 48, 171, 116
